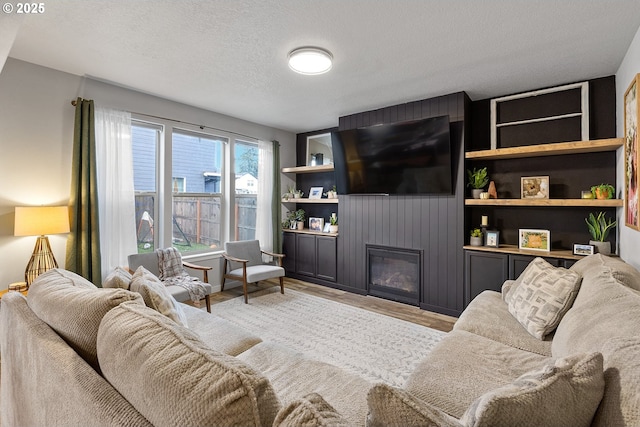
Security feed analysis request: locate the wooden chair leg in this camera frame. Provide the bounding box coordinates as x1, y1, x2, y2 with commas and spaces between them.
221, 259, 227, 291
243, 280, 248, 304
279, 276, 284, 294
204, 294, 211, 313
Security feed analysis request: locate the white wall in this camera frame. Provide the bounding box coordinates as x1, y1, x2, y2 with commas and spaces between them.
0, 58, 295, 289
617, 25, 640, 269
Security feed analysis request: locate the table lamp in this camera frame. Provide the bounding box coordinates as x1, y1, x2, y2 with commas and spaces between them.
14, 206, 70, 287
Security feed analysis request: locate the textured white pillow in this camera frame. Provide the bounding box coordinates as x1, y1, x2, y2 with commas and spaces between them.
461, 352, 604, 427
103, 266, 132, 290
130, 266, 188, 327
366, 383, 462, 427
508, 257, 582, 339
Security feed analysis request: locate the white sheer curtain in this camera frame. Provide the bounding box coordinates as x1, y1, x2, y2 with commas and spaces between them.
95, 107, 137, 278
256, 140, 274, 251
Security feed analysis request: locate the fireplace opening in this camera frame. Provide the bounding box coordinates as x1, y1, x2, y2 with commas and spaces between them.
366, 245, 421, 306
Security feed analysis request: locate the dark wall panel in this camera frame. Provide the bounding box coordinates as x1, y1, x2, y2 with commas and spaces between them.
337, 92, 469, 317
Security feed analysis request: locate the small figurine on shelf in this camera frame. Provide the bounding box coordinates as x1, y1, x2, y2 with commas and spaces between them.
488, 181, 498, 199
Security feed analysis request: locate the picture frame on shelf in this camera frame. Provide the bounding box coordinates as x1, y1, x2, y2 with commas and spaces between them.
309, 186, 323, 199
309, 217, 324, 232
322, 223, 331, 233
485, 230, 500, 248
521, 176, 549, 199
573, 243, 595, 256
624, 73, 639, 230
519, 229, 551, 252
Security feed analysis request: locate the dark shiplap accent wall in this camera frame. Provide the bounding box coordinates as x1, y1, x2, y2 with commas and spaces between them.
337, 92, 469, 316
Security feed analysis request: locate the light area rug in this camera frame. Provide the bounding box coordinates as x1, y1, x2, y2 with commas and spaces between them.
211, 287, 445, 387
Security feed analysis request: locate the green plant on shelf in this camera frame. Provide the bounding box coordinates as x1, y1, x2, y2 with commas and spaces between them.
330, 214, 338, 225
590, 183, 615, 200
467, 167, 489, 189
585, 212, 617, 241
470, 228, 482, 238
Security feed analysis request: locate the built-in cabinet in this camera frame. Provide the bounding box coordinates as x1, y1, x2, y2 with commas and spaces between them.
464, 247, 578, 304
282, 230, 337, 284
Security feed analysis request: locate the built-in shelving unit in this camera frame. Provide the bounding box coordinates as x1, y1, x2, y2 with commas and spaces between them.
282, 198, 338, 204
463, 244, 581, 260
282, 228, 338, 236
465, 138, 622, 160
282, 164, 334, 174
465, 199, 622, 207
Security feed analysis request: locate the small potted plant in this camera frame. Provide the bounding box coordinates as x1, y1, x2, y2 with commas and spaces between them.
294, 209, 306, 230
470, 228, 483, 246
585, 211, 617, 255
329, 213, 338, 233
325, 185, 338, 199
467, 167, 489, 199
591, 184, 615, 200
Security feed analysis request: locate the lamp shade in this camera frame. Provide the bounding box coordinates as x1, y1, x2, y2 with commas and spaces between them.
14, 206, 70, 236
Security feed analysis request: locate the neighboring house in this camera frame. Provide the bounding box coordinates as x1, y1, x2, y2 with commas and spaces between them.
235, 173, 258, 194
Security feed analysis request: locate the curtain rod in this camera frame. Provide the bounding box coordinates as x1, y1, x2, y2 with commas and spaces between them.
70, 99, 264, 142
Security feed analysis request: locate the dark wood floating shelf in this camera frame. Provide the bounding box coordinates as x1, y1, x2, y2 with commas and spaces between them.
463, 244, 582, 260
465, 138, 623, 160
465, 199, 623, 207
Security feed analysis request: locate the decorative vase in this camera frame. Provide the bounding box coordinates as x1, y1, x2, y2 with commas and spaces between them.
589, 240, 611, 255
329, 225, 338, 233
472, 189, 483, 199
470, 236, 483, 246
297, 221, 304, 230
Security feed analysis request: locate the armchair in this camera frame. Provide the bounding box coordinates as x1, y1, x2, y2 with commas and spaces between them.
221, 240, 285, 303
128, 249, 212, 312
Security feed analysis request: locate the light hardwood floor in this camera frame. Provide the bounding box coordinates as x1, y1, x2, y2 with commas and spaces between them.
203, 277, 457, 333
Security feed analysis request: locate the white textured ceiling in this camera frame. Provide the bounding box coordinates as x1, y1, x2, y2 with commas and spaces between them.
7, 0, 640, 133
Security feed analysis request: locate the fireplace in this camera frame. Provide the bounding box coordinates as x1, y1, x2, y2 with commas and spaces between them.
366, 245, 421, 306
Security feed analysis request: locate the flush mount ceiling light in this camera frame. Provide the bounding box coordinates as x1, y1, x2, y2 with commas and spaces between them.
288, 47, 333, 75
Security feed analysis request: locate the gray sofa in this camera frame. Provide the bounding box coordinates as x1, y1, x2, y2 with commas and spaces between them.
1, 254, 639, 426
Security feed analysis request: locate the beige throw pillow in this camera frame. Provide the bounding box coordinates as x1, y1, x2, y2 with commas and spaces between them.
103, 266, 132, 290
366, 383, 462, 427
97, 301, 281, 427
274, 393, 351, 427
460, 352, 604, 427
130, 266, 188, 327
27, 268, 144, 372
508, 257, 582, 339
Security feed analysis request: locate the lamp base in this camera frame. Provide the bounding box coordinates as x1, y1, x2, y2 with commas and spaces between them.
25, 235, 58, 288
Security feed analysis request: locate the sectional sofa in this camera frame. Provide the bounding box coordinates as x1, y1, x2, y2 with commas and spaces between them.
1, 253, 638, 426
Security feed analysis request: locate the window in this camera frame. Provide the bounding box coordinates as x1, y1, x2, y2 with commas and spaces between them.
234, 140, 259, 240
131, 119, 263, 255
171, 130, 226, 253
132, 122, 160, 253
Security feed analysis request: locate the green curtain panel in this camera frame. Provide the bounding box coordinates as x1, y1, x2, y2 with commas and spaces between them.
272, 140, 282, 252
65, 97, 102, 285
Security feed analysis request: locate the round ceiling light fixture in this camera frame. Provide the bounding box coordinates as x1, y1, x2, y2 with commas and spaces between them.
288, 47, 333, 75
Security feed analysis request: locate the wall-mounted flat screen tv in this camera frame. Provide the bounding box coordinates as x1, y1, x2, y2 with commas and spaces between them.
331, 115, 452, 195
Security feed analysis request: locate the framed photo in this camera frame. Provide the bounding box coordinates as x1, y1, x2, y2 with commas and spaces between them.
309, 186, 323, 199
519, 229, 551, 252
521, 176, 549, 199
485, 230, 500, 248
624, 73, 639, 230
573, 243, 595, 256
322, 223, 331, 233
309, 217, 324, 232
